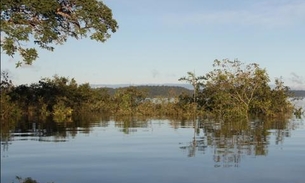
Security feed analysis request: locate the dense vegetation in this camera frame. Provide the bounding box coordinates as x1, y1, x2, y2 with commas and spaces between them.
184, 60, 304, 119
0, 74, 191, 123
1, 59, 303, 127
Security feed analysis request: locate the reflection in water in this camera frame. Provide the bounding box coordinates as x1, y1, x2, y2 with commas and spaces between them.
0, 113, 108, 157
178, 116, 303, 168
1, 111, 303, 168
1, 140, 11, 158
113, 115, 150, 134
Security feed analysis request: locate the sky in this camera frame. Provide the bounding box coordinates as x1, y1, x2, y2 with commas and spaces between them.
1, 0, 305, 89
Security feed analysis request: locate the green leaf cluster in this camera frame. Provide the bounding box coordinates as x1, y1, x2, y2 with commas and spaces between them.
0, 0, 118, 66
2, 75, 112, 123
179, 59, 295, 120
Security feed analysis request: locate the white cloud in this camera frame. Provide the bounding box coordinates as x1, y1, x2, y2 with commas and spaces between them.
163, 0, 305, 28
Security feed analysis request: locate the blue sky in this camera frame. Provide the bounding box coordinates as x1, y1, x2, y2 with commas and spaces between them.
1, 0, 305, 89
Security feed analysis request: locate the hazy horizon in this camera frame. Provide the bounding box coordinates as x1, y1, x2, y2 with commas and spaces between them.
90, 83, 305, 91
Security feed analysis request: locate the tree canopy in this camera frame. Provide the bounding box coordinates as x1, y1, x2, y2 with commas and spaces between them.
0, 0, 118, 67
180, 59, 295, 119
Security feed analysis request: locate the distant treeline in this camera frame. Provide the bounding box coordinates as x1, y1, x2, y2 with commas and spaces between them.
102, 85, 305, 98
291, 90, 305, 97
103, 85, 192, 98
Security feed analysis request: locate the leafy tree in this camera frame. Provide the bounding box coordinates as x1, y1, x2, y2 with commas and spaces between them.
112, 86, 147, 115
181, 59, 294, 119
0, 71, 22, 122
5, 75, 104, 122
0, 0, 118, 67
204, 59, 271, 118
0, 70, 13, 90
179, 71, 205, 103
268, 78, 294, 116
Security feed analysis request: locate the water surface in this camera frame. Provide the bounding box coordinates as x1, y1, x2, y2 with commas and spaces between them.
1, 101, 305, 183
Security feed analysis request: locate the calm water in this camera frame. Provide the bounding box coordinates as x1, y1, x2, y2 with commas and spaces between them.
1, 101, 305, 183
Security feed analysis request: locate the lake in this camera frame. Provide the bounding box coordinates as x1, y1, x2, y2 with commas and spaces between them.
1, 100, 305, 183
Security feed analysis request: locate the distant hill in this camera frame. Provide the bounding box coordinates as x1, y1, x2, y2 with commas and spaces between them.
93, 84, 305, 98
94, 85, 192, 98
135, 85, 192, 98
291, 90, 305, 97
91, 83, 193, 89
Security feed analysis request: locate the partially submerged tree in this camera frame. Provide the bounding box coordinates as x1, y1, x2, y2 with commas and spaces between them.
204, 59, 272, 118
180, 59, 294, 119
1, 71, 22, 123
0, 0, 118, 67
179, 71, 205, 103
112, 86, 147, 115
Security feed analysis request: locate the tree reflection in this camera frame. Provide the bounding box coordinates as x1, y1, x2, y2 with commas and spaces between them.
113, 115, 150, 134
179, 116, 300, 167
0, 112, 108, 155
1, 110, 302, 167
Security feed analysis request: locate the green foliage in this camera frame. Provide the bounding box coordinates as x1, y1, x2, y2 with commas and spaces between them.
3, 75, 193, 123
1, 61, 300, 125
204, 59, 271, 118
0, 0, 118, 66
180, 59, 295, 120
0, 91, 22, 122
4, 75, 111, 123
112, 86, 147, 115
52, 99, 73, 122
0, 71, 22, 123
